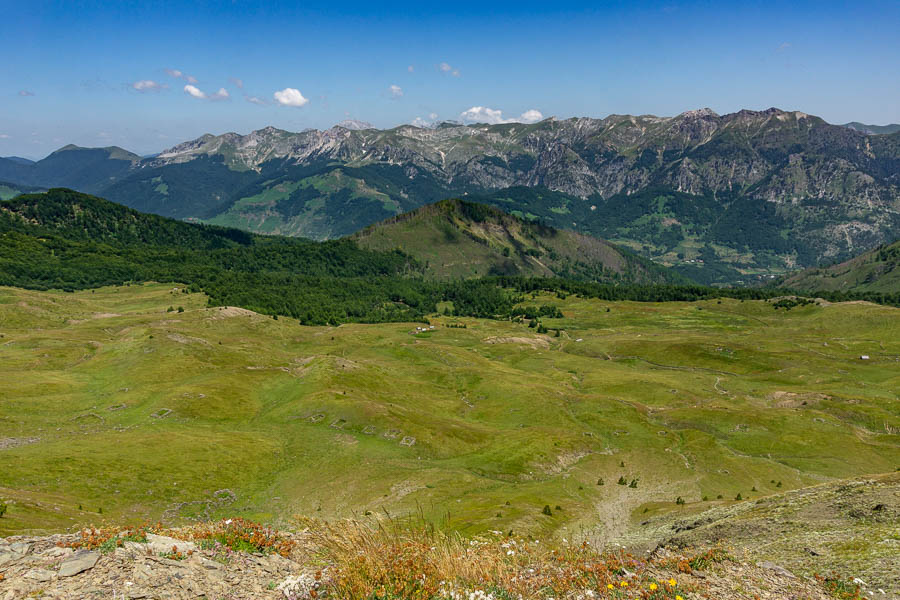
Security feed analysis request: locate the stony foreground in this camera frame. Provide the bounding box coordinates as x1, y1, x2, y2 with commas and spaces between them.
0, 525, 863, 600
0, 531, 316, 600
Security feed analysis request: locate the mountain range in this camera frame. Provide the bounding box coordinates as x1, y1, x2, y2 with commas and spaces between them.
2, 108, 899, 285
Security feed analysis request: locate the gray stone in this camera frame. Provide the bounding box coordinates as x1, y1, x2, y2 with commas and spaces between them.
25, 568, 55, 582
191, 555, 223, 571
758, 560, 796, 578
58, 549, 100, 577
40, 546, 74, 558
145, 533, 196, 554
8, 542, 32, 555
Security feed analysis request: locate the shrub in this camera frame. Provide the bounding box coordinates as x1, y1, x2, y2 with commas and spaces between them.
735, 493, 743, 501
185, 518, 296, 556
815, 573, 864, 600
597, 478, 604, 486
0, 500, 7, 518
617, 476, 627, 485
177, 306, 184, 313
675, 497, 685, 505
542, 505, 553, 516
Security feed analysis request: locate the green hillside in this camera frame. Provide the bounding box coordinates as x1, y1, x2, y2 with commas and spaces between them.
0, 181, 42, 201
782, 240, 900, 293
0, 188, 455, 325
354, 198, 682, 284
0, 146, 138, 194
1, 283, 897, 544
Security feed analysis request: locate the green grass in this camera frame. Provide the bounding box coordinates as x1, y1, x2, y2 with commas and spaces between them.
0, 283, 897, 540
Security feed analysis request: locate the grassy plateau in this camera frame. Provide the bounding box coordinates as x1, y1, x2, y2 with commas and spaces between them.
1, 283, 898, 551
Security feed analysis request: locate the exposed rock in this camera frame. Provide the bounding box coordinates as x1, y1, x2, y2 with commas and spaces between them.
58, 550, 99, 577
144, 533, 197, 555
23, 568, 53, 582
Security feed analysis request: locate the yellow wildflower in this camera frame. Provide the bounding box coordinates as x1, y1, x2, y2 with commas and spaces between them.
676, 596, 683, 600
668, 578, 677, 586
649, 583, 658, 591
620, 581, 628, 587
607, 584, 614, 590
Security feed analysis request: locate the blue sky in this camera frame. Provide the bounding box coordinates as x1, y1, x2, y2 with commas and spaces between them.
2, 0, 899, 158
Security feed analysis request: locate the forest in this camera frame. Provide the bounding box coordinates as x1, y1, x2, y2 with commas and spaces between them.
2, 189, 898, 325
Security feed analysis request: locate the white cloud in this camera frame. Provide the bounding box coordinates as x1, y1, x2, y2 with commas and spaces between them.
273, 87, 309, 107
777, 42, 791, 52
210, 87, 230, 101
0, 134, 10, 139
229, 77, 244, 89
18, 90, 35, 97
407, 65, 414, 73
438, 62, 460, 77
184, 84, 207, 99
166, 68, 198, 84
183, 85, 229, 101
429, 112, 438, 119
389, 84, 403, 98
131, 79, 164, 92
460, 106, 544, 125
410, 117, 431, 128
246, 95, 267, 105
519, 109, 544, 123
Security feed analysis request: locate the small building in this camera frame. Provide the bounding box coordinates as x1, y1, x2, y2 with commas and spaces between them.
860, 355, 870, 360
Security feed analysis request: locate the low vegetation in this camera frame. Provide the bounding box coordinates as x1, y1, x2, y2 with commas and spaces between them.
1, 283, 897, 543
310, 519, 701, 600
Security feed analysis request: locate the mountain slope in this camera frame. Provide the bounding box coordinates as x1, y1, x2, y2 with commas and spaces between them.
103, 109, 900, 279
842, 121, 900, 135
0, 145, 139, 193
4, 108, 900, 283
0, 188, 457, 324
782, 239, 900, 293
354, 198, 682, 284
0, 181, 43, 200
0, 156, 35, 166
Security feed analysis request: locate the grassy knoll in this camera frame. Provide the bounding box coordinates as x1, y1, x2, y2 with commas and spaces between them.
0, 283, 898, 544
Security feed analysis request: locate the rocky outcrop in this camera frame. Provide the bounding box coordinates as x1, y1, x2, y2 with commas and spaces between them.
0, 531, 313, 600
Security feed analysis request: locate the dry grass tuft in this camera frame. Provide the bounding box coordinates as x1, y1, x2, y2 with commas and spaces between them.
303, 517, 700, 599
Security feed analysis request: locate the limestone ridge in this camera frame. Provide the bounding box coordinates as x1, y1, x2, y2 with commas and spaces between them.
2, 107, 899, 281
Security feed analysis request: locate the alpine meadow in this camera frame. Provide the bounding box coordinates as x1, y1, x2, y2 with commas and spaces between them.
1, 2, 899, 599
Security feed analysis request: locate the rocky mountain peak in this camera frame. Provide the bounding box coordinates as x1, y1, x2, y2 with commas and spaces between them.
334, 119, 374, 131
678, 107, 719, 119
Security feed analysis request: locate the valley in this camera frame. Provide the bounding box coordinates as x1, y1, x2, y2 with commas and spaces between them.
1, 283, 897, 555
